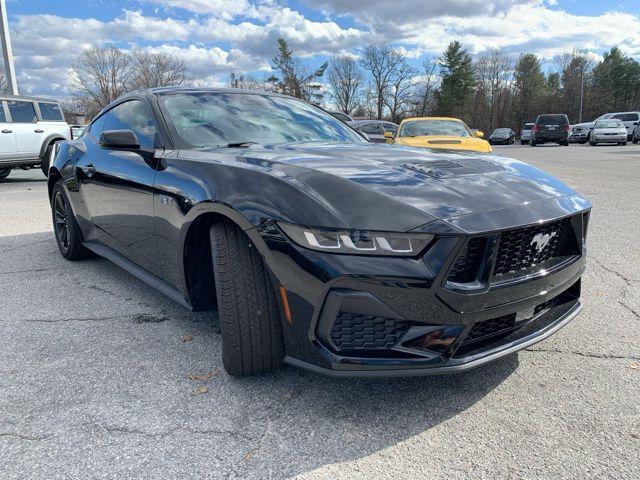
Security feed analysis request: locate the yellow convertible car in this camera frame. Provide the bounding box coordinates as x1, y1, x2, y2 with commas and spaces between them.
385, 117, 493, 153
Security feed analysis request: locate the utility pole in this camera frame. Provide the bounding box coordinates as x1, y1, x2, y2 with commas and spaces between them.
578, 66, 584, 124
0, 0, 18, 95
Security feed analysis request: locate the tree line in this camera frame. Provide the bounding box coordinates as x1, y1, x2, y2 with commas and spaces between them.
63, 39, 640, 132
232, 39, 640, 133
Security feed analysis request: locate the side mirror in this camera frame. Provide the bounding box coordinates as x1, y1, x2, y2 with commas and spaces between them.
384, 131, 394, 139
634, 121, 639, 126
475, 130, 484, 138
100, 130, 141, 149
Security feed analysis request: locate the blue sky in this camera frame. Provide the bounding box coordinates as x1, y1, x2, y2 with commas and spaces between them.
4, 0, 640, 97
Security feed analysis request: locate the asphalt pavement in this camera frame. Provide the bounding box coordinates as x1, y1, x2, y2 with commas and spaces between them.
1, 143, 639, 479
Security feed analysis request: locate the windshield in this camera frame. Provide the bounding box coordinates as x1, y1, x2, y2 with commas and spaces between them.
522, 124, 533, 130
160, 92, 365, 148
492, 128, 510, 135
596, 119, 623, 128
399, 119, 471, 138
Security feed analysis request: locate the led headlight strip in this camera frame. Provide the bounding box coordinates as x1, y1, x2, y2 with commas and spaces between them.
279, 222, 434, 257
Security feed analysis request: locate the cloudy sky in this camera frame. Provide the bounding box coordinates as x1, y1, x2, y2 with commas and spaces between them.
5, 0, 640, 97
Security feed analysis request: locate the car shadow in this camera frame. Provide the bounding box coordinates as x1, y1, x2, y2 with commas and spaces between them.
1, 232, 519, 478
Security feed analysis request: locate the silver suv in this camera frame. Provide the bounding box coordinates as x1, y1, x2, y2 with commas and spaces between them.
0, 95, 71, 181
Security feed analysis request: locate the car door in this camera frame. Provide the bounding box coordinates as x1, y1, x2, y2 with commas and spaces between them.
0, 101, 19, 161
612, 113, 639, 138
77, 99, 161, 274
6, 100, 41, 159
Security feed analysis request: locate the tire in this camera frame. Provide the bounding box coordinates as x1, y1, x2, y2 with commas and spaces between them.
621, 141, 627, 146
0, 168, 10, 181
41, 142, 58, 177
530, 140, 536, 147
520, 140, 525, 145
589, 141, 596, 146
210, 222, 285, 376
51, 181, 93, 260
633, 136, 638, 144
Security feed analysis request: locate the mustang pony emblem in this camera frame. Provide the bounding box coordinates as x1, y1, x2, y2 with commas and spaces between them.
531, 232, 557, 253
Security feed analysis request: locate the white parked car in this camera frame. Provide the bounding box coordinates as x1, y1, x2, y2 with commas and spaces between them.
608, 111, 640, 140
589, 118, 628, 146
0, 95, 71, 181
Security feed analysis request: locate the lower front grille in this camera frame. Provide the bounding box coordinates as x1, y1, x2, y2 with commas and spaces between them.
447, 238, 485, 283
462, 313, 516, 345
330, 313, 410, 351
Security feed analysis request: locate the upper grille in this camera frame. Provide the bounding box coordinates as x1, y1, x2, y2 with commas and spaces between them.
493, 217, 577, 279
330, 313, 409, 351
447, 238, 485, 283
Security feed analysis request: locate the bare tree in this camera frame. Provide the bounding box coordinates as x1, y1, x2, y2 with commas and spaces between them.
71, 47, 134, 116
414, 58, 438, 117
384, 59, 416, 123
228, 72, 270, 91
359, 45, 405, 119
131, 50, 188, 89
327, 56, 363, 115
473, 49, 514, 131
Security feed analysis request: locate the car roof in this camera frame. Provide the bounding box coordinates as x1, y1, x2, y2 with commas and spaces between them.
401, 116, 465, 123
350, 119, 397, 126
0, 94, 61, 103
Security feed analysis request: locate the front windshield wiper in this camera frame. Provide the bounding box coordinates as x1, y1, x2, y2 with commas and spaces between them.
220, 142, 259, 148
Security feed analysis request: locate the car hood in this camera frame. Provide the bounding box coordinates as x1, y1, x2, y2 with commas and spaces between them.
181, 142, 585, 233
394, 135, 492, 153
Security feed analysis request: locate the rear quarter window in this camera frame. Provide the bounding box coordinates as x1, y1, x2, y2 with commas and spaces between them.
38, 102, 64, 121
612, 113, 639, 122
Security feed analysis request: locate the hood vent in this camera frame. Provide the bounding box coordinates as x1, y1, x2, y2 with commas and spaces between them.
402, 158, 504, 178
428, 139, 462, 145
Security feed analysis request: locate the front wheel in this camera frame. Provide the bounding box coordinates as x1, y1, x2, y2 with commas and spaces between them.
0, 168, 10, 181
210, 222, 285, 376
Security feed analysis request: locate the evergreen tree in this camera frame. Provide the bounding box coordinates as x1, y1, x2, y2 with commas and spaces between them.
435, 41, 476, 119
513, 53, 546, 125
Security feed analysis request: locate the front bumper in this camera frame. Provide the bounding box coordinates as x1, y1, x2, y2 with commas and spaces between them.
593, 134, 626, 142
260, 208, 590, 377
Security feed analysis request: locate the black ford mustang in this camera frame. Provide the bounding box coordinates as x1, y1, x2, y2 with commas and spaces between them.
49, 87, 591, 377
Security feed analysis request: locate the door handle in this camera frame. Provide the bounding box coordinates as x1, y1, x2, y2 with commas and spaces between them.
1, 129, 12, 133
34, 129, 44, 133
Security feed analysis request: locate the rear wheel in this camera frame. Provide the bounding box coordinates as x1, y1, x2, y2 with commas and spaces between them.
210, 221, 285, 376
0, 168, 10, 181
51, 181, 93, 260
530, 140, 536, 147
633, 135, 638, 144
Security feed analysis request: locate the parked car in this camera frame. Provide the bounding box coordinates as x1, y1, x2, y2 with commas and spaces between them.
570, 123, 591, 144
328, 111, 353, 123
632, 123, 640, 144
350, 120, 398, 143
488, 128, 515, 145
387, 117, 492, 153
50, 87, 591, 377
589, 119, 627, 146
520, 123, 534, 144
70, 124, 87, 139
608, 112, 640, 140
530, 114, 570, 146
0, 94, 71, 180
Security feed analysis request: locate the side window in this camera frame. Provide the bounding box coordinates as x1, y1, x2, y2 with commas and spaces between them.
106, 100, 158, 149
383, 123, 397, 134
7, 101, 37, 123
89, 113, 109, 139
38, 102, 64, 121
359, 123, 382, 135
0, 103, 6, 123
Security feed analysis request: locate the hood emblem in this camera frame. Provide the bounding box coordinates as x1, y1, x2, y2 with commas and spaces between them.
531, 232, 557, 254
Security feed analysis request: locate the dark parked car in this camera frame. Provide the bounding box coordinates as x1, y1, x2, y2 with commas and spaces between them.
50, 87, 591, 377
531, 114, 570, 146
328, 111, 353, 123
488, 128, 515, 145
350, 120, 398, 143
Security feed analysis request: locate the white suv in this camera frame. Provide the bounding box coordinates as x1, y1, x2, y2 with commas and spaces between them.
0, 95, 71, 181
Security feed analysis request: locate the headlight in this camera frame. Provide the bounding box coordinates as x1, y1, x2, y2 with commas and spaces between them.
278, 222, 434, 257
